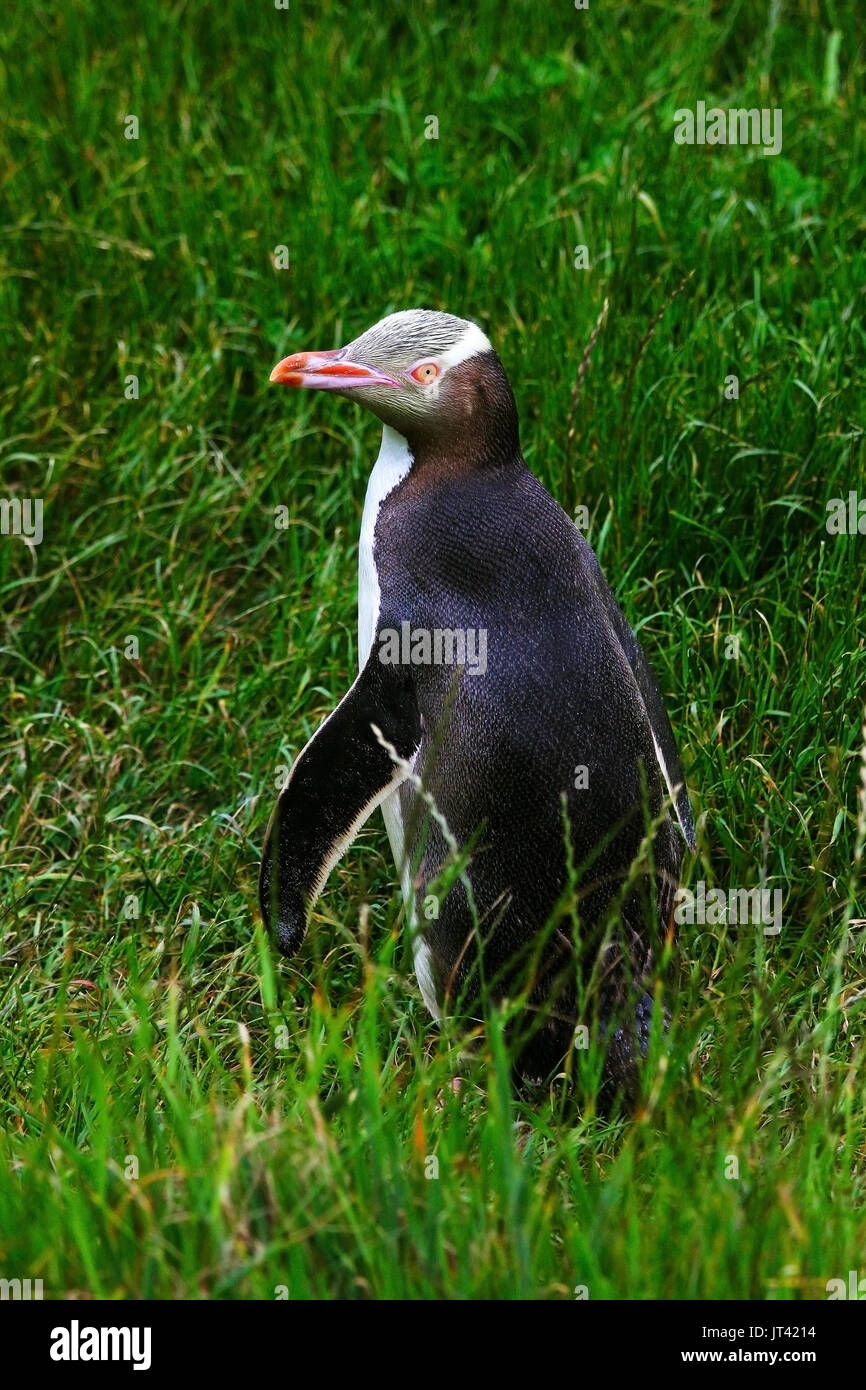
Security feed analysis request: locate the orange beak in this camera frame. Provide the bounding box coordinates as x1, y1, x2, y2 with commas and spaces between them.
269, 348, 403, 390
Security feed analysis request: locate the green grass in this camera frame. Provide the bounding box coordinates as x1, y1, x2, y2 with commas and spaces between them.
2, 0, 865, 1299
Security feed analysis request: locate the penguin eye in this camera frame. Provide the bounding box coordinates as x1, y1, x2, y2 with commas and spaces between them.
409, 360, 441, 385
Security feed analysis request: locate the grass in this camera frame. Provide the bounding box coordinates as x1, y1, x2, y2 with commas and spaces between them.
1, 0, 865, 1299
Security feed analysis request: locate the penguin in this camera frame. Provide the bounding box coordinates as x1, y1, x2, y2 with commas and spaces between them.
259, 309, 696, 1101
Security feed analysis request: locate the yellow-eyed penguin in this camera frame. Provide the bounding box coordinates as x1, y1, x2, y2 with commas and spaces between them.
260, 309, 696, 1101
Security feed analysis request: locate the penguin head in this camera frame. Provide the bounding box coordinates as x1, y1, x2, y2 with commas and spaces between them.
269, 309, 518, 449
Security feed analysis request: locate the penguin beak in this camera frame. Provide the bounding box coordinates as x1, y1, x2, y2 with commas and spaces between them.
269, 348, 402, 391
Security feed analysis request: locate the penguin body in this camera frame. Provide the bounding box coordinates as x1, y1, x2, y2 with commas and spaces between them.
260, 310, 695, 1096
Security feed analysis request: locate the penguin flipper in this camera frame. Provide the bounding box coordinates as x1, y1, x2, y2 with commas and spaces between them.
624, 632, 696, 851
259, 659, 421, 955
591, 562, 696, 850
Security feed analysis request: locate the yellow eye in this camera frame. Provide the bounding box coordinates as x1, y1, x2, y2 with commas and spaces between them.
410, 360, 440, 385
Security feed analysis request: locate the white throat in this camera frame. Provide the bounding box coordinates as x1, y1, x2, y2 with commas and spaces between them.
357, 425, 413, 669
356, 423, 440, 1019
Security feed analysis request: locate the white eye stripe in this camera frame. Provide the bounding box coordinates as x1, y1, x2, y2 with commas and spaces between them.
406, 322, 493, 385
437, 321, 493, 370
